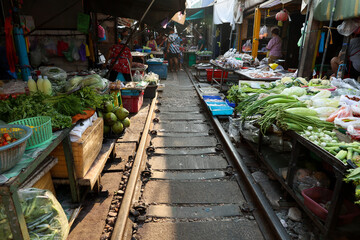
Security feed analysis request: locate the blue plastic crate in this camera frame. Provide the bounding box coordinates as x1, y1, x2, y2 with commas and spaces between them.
121, 89, 142, 96
147, 63, 168, 79
203, 95, 222, 100
205, 101, 227, 106
209, 105, 234, 116
225, 99, 236, 108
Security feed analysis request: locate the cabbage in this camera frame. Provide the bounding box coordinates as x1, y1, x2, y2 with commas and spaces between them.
281, 86, 307, 97
281, 77, 293, 84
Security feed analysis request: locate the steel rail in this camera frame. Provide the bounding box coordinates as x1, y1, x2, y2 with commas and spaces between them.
111, 92, 157, 240
184, 68, 290, 240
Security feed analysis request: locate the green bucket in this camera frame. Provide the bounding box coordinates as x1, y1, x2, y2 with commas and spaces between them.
188, 52, 196, 67
10, 116, 52, 150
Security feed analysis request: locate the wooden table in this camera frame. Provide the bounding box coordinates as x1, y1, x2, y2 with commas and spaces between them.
0, 128, 79, 239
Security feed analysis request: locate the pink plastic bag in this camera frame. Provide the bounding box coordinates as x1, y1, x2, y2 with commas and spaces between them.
326, 106, 353, 122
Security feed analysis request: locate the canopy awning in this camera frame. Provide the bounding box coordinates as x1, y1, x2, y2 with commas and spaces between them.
259, 0, 293, 9
186, 10, 205, 20
88, 0, 186, 26
314, 0, 360, 21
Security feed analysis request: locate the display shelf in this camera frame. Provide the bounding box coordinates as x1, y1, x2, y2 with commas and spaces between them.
0, 127, 79, 240
241, 128, 358, 238
20, 156, 58, 189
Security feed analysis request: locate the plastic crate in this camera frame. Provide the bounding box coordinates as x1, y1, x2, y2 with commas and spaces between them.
147, 62, 168, 79
121, 89, 142, 96
121, 92, 144, 113
209, 105, 234, 116
302, 187, 360, 225
206, 69, 229, 82
203, 95, 222, 100
226, 99, 236, 108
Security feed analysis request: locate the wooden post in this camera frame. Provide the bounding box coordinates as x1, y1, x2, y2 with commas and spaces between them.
298, 1, 320, 78
252, 8, 261, 59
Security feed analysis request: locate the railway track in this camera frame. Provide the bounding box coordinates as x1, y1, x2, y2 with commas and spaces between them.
110, 70, 290, 240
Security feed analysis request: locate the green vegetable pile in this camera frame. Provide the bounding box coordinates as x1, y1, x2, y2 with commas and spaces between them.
0, 87, 112, 129
0, 188, 69, 239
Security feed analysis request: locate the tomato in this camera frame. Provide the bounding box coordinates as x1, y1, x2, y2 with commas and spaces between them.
3, 133, 11, 142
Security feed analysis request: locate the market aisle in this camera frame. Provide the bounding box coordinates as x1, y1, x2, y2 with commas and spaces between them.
134, 71, 265, 240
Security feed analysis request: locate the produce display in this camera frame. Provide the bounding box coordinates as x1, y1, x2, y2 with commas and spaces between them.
210, 49, 253, 70
0, 133, 17, 146
0, 188, 69, 240
0, 87, 110, 129
98, 101, 130, 136
227, 76, 360, 204
196, 51, 212, 56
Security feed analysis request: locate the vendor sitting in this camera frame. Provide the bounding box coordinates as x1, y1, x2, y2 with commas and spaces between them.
331, 34, 360, 79
146, 36, 158, 51
266, 27, 282, 64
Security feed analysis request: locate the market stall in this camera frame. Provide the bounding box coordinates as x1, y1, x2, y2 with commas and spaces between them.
0, 69, 136, 239
217, 75, 360, 238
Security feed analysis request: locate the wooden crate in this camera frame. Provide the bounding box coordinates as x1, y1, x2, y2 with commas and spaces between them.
33, 171, 56, 196
50, 118, 104, 178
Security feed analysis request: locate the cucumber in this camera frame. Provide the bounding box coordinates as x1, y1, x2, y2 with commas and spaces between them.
335, 150, 347, 160
347, 148, 353, 160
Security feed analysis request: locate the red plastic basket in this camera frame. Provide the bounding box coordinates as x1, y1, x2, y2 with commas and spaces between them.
302, 187, 360, 225
121, 92, 144, 113
206, 69, 229, 82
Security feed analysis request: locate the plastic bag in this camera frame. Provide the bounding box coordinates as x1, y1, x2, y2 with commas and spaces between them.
133, 70, 142, 82
351, 105, 360, 116
337, 19, 360, 36
44, 39, 57, 56
40, 67, 68, 93
259, 25, 269, 39
340, 95, 360, 106
0, 188, 69, 240
310, 90, 331, 100
311, 98, 340, 108
334, 117, 360, 129
242, 40, 252, 52
347, 125, 360, 140
313, 107, 338, 118
326, 105, 353, 122
229, 117, 241, 142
